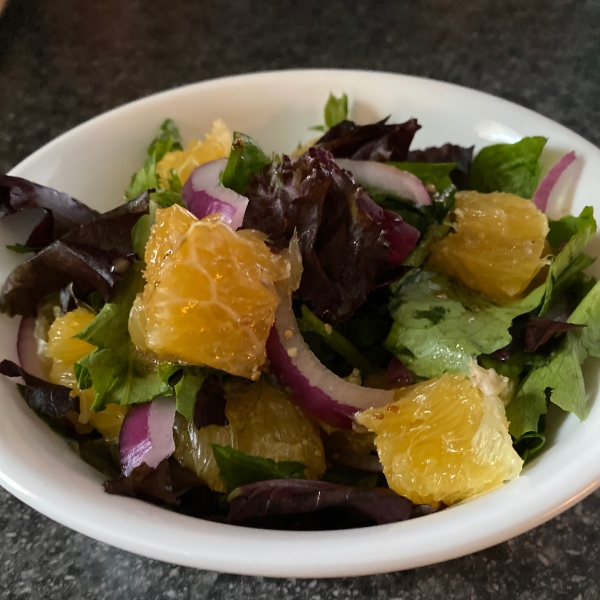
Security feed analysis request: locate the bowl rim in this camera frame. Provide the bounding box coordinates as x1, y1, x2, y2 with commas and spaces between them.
1, 68, 600, 578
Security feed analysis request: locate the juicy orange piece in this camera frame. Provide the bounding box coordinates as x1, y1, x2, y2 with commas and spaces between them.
45, 308, 128, 441
46, 308, 96, 389
356, 367, 522, 506
429, 191, 549, 304
174, 379, 325, 492
129, 204, 292, 379
156, 119, 232, 185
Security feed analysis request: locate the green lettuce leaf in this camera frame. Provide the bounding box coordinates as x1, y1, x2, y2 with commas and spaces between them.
507, 280, 600, 437
220, 132, 271, 194
212, 445, 306, 493
388, 162, 456, 191
385, 269, 545, 378
539, 206, 596, 315
125, 119, 183, 201
468, 136, 547, 198
158, 364, 208, 421
74, 264, 170, 410
324, 93, 348, 129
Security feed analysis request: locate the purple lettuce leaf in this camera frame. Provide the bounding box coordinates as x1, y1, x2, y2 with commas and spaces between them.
243, 149, 397, 323
0, 359, 79, 419
0, 193, 149, 317
227, 478, 419, 530
194, 374, 228, 429
524, 316, 585, 353
407, 143, 474, 189
0, 175, 100, 247
314, 117, 421, 162
104, 457, 224, 520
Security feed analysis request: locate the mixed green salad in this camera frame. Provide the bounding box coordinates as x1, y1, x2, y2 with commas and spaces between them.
0, 94, 598, 530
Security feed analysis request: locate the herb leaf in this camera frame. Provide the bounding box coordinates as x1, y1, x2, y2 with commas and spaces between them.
74, 263, 170, 410
468, 136, 547, 198
220, 132, 271, 194
125, 119, 183, 201
324, 93, 349, 129
385, 269, 545, 378
212, 445, 306, 493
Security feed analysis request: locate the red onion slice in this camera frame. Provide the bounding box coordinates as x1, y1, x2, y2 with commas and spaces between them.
335, 158, 432, 206
182, 159, 249, 230
17, 316, 48, 381
532, 151, 577, 213
266, 298, 394, 429
119, 396, 176, 476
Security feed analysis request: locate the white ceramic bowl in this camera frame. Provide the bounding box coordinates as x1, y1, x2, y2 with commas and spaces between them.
1, 70, 599, 578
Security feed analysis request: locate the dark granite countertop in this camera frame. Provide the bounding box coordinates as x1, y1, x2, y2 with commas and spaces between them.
1, 0, 600, 598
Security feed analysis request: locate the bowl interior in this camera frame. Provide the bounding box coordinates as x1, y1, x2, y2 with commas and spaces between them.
1, 70, 599, 577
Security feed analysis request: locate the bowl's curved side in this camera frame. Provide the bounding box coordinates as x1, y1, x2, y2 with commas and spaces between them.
1, 69, 599, 577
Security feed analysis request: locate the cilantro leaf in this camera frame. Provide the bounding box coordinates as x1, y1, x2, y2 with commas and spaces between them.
125, 119, 183, 201
211, 445, 306, 493
220, 132, 271, 194
507, 280, 600, 437
468, 136, 547, 198
385, 269, 545, 378
74, 264, 170, 410
147, 119, 182, 157
324, 93, 348, 129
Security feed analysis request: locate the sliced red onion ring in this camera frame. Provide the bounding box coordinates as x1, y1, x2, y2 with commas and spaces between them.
17, 316, 48, 381
532, 151, 577, 214
182, 159, 249, 230
335, 158, 432, 206
119, 396, 176, 476
266, 298, 394, 429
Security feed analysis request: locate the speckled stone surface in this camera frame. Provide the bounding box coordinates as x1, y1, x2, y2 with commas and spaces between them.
1, 0, 600, 597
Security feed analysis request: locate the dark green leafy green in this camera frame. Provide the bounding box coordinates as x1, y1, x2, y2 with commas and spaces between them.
512, 430, 546, 462
468, 136, 547, 198
220, 132, 271, 194
158, 364, 208, 421
297, 304, 374, 377
5, 244, 42, 254
125, 119, 183, 201
212, 445, 306, 493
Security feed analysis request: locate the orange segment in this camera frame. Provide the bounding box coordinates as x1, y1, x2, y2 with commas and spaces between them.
45, 308, 128, 441
429, 191, 549, 304
129, 205, 292, 379
156, 119, 232, 185
356, 368, 522, 506
174, 379, 325, 492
